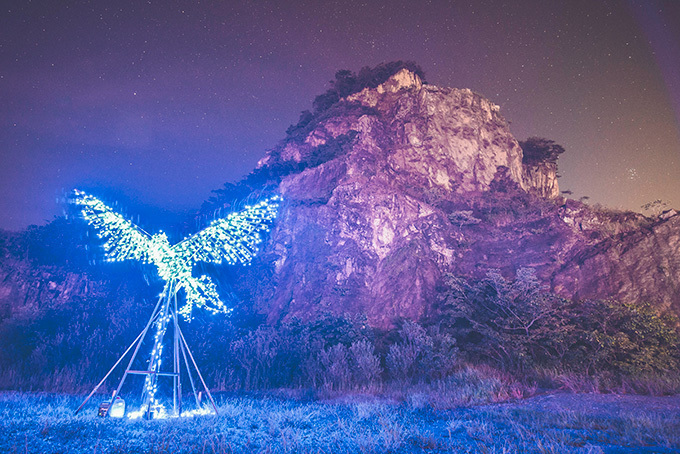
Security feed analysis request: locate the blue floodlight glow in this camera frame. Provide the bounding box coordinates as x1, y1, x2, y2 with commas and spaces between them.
70, 189, 281, 319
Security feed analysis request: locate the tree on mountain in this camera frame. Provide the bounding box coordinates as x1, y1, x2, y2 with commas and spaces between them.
311, 61, 426, 114
519, 137, 565, 165
641, 199, 669, 216
438, 269, 574, 371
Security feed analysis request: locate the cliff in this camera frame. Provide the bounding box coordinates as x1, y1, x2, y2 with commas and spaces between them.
244, 69, 520, 326
229, 69, 680, 327
523, 161, 559, 199
0, 222, 152, 324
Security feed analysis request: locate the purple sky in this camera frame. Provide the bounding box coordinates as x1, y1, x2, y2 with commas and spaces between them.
1, 0, 679, 231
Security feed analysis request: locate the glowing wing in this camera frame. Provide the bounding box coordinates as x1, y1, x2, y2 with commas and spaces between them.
172, 195, 281, 267
70, 189, 153, 262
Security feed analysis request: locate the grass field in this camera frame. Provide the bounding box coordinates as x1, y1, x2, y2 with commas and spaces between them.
2, 391, 679, 453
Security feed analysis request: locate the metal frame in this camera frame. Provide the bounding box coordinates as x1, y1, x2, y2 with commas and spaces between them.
75, 280, 219, 417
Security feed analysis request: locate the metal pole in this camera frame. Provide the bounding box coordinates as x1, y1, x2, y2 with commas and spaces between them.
178, 329, 200, 408
178, 326, 219, 415
109, 291, 165, 417
143, 285, 173, 419
172, 303, 177, 416
173, 291, 182, 416
73, 327, 146, 415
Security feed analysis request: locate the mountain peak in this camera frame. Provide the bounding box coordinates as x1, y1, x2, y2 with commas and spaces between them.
368, 67, 423, 94
3, 64, 680, 331
346, 67, 423, 106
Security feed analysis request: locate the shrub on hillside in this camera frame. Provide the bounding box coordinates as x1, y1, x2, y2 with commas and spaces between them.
311, 61, 426, 114
319, 344, 351, 391
230, 326, 280, 390
438, 269, 680, 378
438, 268, 568, 372
571, 299, 680, 376
387, 321, 458, 384
283, 62, 425, 139
349, 339, 382, 389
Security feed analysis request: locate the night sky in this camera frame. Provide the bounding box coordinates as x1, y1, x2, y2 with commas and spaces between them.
2, 0, 679, 231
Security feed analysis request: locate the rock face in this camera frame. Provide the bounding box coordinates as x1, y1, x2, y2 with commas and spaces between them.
0, 258, 91, 314
552, 208, 680, 314
0, 224, 153, 323
249, 70, 524, 326
238, 69, 680, 327
523, 161, 560, 199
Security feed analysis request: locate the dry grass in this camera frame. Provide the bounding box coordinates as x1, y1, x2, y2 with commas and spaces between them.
534, 369, 680, 396
1, 390, 679, 453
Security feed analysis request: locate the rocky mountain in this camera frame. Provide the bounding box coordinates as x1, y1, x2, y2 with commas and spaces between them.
230, 68, 680, 327
2, 67, 679, 330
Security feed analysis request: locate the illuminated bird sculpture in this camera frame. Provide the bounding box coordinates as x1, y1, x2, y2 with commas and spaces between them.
71, 189, 281, 418
71, 189, 280, 319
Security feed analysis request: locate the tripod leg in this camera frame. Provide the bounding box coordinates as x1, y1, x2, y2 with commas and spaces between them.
178, 326, 219, 415
173, 292, 182, 416
73, 327, 145, 415
109, 293, 164, 416
179, 331, 200, 408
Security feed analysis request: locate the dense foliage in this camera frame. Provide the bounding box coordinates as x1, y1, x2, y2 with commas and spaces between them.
1, 254, 678, 395
437, 269, 680, 377
519, 137, 565, 165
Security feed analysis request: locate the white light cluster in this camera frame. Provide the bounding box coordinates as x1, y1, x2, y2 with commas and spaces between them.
127, 404, 213, 420
140, 311, 172, 415
70, 189, 281, 319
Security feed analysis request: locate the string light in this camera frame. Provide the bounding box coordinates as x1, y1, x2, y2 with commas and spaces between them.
70, 189, 281, 319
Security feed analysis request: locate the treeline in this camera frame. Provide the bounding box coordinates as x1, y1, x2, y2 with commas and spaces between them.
191, 270, 680, 393
1, 241, 678, 395
284, 60, 424, 138
310, 60, 426, 114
